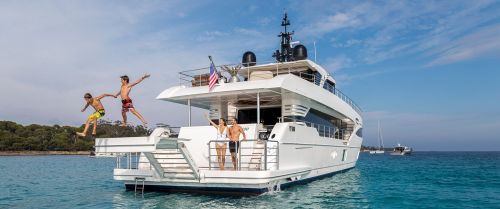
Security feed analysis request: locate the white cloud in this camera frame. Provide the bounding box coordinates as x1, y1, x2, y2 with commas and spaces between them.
428, 24, 500, 65
331, 39, 362, 48
295, 0, 500, 67
300, 12, 360, 37
324, 56, 352, 73
1, 0, 499, 145
0, 1, 236, 127
318, 13, 359, 32
196, 30, 228, 41
234, 28, 264, 37
257, 17, 273, 26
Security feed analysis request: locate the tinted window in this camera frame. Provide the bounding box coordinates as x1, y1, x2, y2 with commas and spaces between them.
238, 107, 281, 125
356, 128, 363, 137
304, 109, 337, 129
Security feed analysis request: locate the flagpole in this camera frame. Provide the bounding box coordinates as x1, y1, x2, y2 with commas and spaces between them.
208, 55, 217, 75
207, 55, 218, 92
208, 55, 215, 65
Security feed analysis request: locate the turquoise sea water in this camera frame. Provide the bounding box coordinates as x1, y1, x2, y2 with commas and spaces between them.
1, 152, 499, 209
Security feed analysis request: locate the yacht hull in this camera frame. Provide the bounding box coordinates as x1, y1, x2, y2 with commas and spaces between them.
390, 151, 411, 155
124, 166, 355, 195
100, 123, 362, 195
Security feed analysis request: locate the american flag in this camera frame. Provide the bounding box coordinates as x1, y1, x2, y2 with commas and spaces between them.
208, 62, 218, 91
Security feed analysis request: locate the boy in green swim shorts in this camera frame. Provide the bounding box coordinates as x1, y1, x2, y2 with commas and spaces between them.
77, 93, 116, 137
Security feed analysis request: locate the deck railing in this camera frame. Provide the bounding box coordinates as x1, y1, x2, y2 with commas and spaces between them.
116, 152, 141, 169
322, 81, 362, 115
280, 117, 346, 140
207, 139, 279, 171
178, 61, 362, 114
178, 62, 317, 87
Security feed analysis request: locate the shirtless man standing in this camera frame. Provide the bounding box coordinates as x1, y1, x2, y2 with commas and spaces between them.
115, 74, 150, 126
228, 118, 246, 170
77, 93, 116, 137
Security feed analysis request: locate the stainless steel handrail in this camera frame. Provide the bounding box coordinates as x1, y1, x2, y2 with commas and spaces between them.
207, 139, 279, 171
116, 152, 142, 169
178, 61, 317, 87
322, 81, 362, 114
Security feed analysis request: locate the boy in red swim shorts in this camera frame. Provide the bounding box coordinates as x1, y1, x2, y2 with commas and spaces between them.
115, 74, 150, 126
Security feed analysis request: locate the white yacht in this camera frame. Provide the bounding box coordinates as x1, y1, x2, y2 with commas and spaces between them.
94, 13, 363, 195
390, 144, 412, 155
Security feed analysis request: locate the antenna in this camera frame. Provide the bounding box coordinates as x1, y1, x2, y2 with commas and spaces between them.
273, 11, 294, 62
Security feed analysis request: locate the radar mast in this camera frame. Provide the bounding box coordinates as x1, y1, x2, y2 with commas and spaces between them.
273, 12, 294, 62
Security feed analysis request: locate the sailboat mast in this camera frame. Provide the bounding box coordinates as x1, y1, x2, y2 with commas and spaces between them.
378, 121, 384, 150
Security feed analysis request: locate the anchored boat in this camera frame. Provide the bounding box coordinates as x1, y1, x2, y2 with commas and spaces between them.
94, 13, 363, 195
390, 144, 412, 155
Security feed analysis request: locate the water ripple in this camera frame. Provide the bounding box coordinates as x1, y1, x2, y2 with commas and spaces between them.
0, 152, 499, 208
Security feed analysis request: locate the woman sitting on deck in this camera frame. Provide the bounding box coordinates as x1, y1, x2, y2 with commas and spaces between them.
204, 113, 228, 170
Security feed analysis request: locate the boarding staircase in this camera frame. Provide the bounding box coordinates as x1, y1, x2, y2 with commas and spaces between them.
144, 138, 199, 181
248, 140, 266, 170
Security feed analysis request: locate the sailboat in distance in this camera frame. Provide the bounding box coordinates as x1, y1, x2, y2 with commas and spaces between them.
370, 121, 385, 154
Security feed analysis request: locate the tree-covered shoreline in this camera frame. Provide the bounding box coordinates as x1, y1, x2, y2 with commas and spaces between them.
1, 119, 384, 152
0, 120, 151, 151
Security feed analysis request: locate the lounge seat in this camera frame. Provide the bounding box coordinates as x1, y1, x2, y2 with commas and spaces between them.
249, 71, 273, 81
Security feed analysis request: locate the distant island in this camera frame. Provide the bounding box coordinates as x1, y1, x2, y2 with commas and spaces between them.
0, 120, 151, 155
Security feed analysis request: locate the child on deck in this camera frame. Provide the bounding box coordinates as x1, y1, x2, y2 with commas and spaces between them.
77, 93, 116, 137
115, 74, 150, 126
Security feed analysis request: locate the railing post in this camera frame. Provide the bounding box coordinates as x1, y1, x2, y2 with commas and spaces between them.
208, 142, 212, 170
135, 153, 138, 169
238, 141, 241, 171
264, 141, 268, 170
257, 92, 260, 124
188, 99, 192, 127
128, 152, 131, 169
276, 142, 279, 170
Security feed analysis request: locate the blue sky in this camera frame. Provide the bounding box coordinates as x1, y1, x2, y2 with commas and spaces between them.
0, 0, 499, 150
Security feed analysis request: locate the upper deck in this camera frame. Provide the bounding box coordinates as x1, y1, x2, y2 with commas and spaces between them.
169, 59, 362, 115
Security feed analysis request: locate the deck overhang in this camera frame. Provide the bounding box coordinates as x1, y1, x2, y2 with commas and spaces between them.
156, 74, 361, 123
156, 75, 287, 109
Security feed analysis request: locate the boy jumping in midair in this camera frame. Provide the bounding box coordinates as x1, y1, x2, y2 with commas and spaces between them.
77, 93, 116, 137
116, 74, 150, 126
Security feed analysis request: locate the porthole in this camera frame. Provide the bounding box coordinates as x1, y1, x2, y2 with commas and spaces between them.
271, 134, 276, 139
